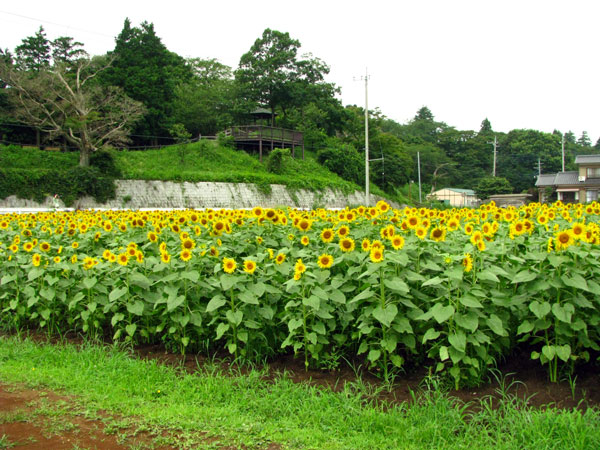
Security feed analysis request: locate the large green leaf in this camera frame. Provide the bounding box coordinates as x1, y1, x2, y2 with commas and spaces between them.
206, 295, 226, 313
455, 312, 479, 332
384, 277, 410, 294
303, 295, 320, 311
529, 300, 551, 319
422, 327, 440, 344
127, 300, 145, 316
551, 303, 574, 323
486, 314, 507, 336
288, 318, 303, 332
372, 304, 398, 328
109, 286, 128, 302
459, 295, 483, 309
561, 273, 589, 292
167, 295, 185, 312
431, 303, 455, 324
238, 290, 259, 305
511, 270, 537, 284
130, 273, 151, 290
448, 331, 467, 353
125, 323, 137, 337
478, 269, 499, 283
82, 277, 97, 290
226, 310, 243, 326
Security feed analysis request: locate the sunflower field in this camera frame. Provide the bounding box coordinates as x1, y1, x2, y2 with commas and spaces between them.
1, 200, 600, 387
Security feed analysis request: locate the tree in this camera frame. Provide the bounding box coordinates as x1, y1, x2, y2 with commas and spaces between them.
475, 176, 512, 200
0, 55, 145, 166
14, 26, 50, 71
595, 137, 600, 150
577, 131, 592, 147
51, 36, 87, 64
235, 29, 332, 125
317, 143, 363, 185
171, 58, 235, 136
101, 19, 190, 145
370, 133, 413, 191
479, 118, 492, 134
498, 129, 561, 193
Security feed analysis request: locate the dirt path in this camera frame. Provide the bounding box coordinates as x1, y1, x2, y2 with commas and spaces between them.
0, 383, 175, 450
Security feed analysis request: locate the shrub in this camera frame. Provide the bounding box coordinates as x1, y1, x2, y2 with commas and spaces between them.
0, 166, 116, 206
266, 148, 291, 175
90, 149, 121, 178
317, 144, 364, 185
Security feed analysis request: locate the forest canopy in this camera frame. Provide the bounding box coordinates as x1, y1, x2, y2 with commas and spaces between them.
1, 21, 598, 195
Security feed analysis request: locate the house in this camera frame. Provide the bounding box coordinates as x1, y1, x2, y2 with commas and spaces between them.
427, 188, 479, 207
535, 154, 600, 203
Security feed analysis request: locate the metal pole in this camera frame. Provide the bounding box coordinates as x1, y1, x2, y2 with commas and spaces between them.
493, 136, 497, 177
561, 134, 565, 172
364, 68, 369, 206
417, 151, 422, 203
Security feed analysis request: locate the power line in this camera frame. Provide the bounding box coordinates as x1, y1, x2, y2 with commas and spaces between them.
0, 10, 112, 38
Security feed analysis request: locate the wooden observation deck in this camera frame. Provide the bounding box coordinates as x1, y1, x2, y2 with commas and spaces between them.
223, 125, 304, 161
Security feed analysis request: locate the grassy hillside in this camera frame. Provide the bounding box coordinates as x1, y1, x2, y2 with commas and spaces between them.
0, 142, 380, 197
114, 141, 359, 193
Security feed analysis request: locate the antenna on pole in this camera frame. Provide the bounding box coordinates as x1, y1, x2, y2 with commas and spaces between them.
487, 136, 499, 177
354, 69, 372, 205
561, 134, 565, 172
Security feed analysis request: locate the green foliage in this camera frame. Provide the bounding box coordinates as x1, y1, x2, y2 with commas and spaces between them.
475, 176, 513, 199
265, 147, 290, 174
100, 19, 191, 143
90, 149, 121, 178
0, 166, 115, 205
317, 144, 363, 185
114, 141, 358, 194
216, 132, 235, 149
3, 338, 600, 450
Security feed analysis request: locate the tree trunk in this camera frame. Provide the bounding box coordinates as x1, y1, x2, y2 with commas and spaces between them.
79, 146, 90, 166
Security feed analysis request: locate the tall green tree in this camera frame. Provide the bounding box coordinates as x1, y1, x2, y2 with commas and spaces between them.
577, 131, 592, 147
171, 58, 235, 137
498, 129, 561, 193
101, 19, 191, 145
51, 36, 87, 64
0, 54, 145, 166
235, 29, 333, 125
14, 26, 50, 71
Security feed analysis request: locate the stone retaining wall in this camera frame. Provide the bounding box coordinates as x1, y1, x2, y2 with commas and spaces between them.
0, 180, 392, 210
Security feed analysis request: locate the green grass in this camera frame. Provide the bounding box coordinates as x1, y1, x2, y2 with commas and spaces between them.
0, 336, 598, 450
0, 143, 362, 197
114, 141, 359, 194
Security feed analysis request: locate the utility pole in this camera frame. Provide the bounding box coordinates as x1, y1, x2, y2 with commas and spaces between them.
417, 151, 422, 203
561, 134, 565, 172
363, 68, 370, 206
488, 136, 498, 177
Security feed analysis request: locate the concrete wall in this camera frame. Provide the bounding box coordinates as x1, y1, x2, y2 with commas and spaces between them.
0, 180, 391, 210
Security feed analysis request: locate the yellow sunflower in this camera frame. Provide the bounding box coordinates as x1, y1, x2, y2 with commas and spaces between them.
317, 253, 334, 269
223, 257, 237, 274
243, 259, 257, 275
339, 237, 355, 253
370, 247, 384, 263
320, 228, 335, 243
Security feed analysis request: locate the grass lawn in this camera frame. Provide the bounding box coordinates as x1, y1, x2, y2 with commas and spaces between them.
0, 336, 598, 450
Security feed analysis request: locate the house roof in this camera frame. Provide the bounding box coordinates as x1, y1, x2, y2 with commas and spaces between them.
554, 171, 579, 185
575, 154, 600, 165
535, 173, 557, 187
536, 171, 600, 188
445, 188, 476, 195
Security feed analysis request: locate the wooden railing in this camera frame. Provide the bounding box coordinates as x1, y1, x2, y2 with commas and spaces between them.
224, 125, 303, 145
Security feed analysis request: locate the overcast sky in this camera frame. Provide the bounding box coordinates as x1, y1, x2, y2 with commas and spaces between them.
1, 0, 598, 143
